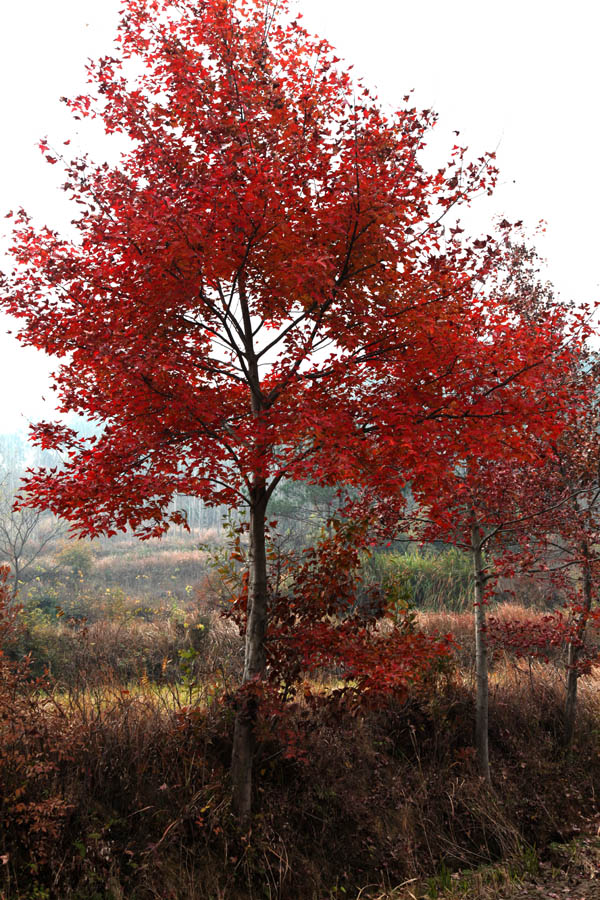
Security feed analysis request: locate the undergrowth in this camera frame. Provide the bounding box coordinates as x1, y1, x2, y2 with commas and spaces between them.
1, 652, 599, 899
2, 564, 600, 899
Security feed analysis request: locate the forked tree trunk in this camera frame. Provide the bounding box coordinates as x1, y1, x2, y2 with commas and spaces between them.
471, 520, 491, 782
230, 483, 269, 827
564, 541, 592, 748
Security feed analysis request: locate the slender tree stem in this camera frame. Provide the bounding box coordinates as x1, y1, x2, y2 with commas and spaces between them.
472, 518, 491, 783
564, 540, 592, 748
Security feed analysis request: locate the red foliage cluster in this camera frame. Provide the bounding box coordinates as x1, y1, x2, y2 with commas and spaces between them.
487, 606, 600, 672
224, 517, 453, 702
1, 0, 503, 541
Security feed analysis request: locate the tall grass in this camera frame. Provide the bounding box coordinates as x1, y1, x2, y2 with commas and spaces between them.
369, 547, 474, 612
4, 570, 600, 899
16, 530, 224, 620
6, 609, 244, 687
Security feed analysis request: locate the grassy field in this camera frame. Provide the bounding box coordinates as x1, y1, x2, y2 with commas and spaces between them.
2, 596, 600, 900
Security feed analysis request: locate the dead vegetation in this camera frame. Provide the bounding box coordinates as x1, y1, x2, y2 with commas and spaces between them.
2, 601, 600, 899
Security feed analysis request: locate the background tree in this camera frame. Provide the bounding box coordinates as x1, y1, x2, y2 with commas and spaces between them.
358, 241, 590, 781
496, 356, 600, 748
480, 244, 600, 747
0, 436, 66, 596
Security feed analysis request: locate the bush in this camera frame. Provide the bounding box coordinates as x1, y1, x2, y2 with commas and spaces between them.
56, 541, 95, 580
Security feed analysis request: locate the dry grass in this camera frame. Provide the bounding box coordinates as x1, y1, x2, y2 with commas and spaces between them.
24, 530, 225, 613
9, 608, 243, 691
2, 605, 600, 899
416, 602, 584, 670
93, 547, 208, 572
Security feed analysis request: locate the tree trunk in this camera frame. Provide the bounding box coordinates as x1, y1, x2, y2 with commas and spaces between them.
230, 483, 268, 827
564, 541, 592, 748
472, 520, 491, 782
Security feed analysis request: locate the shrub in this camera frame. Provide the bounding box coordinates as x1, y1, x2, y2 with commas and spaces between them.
56, 541, 95, 579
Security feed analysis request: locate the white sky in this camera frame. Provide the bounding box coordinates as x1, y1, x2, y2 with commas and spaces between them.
1, 0, 598, 433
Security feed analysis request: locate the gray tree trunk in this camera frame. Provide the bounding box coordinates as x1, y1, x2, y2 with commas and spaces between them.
564, 541, 592, 748
230, 483, 269, 827
229, 272, 272, 828
472, 520, 491, 782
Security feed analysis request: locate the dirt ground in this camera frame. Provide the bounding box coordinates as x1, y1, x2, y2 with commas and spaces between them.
395, 821, 600, 900
496, 827, 600, 900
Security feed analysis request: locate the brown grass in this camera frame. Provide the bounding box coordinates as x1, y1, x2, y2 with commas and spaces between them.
14, 609, 244, 688
2, 606, 600, 899
416, 602, 581, 670
93, 547, 208, 572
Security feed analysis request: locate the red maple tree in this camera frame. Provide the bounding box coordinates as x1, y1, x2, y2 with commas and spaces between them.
2, 0, 518, 819
354, 240, 593, 780
484, 345, 600, 747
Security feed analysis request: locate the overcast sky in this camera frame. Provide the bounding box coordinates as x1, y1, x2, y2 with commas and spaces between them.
0, 0, 598, 433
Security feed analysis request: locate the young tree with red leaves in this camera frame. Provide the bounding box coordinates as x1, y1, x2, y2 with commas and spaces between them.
1, 0, 524, 821
495, 354, 600, 748
554, 434, 600, 747
475, 246, 600, 748
362, 242, 592, 781
224, 513, 454, 705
